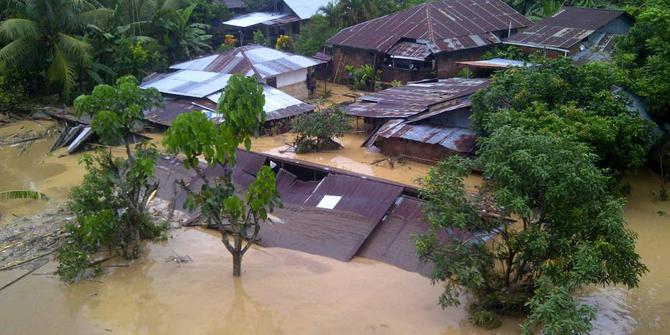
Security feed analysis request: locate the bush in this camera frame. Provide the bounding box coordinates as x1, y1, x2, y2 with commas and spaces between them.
253, 30, 269, 47
291, 108, 351, 153
275, 35, 293, 51
0, 63, 27, 110
111, 38, 168, 80
469, 309, 502, 330
344, 64, 380, 91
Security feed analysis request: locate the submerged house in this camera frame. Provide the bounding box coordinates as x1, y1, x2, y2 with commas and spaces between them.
141, 45, 319, 130
223, 0, 336, 44
504, 7, 633, 61
325, 0, 530, 83
154, 150, 473, 276
347, 78, 489, 163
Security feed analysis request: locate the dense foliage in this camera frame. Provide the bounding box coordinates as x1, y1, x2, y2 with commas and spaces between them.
57, 76, 164, 282
471, 58, 656, 176
615, 0, 670, 123
164, 74, 280, 277
344, 64, 381, 91
291, 108, 351, 153
416, 128, 647, 334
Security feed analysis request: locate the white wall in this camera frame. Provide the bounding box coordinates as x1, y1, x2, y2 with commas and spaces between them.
276, 69, 308, 88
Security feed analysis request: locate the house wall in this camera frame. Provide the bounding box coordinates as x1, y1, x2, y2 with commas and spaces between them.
277, 69, 307, 87
331, 46, 377, 83
376, 138, 460, 164
435, 46, 491, 78
278, 81, 309, 100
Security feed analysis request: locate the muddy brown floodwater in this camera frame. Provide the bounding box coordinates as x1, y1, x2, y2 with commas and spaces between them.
1, 120, 669, 334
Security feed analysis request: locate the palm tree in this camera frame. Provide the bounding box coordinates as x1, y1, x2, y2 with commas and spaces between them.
0, 0, 101, 99
0, 190, 49, 201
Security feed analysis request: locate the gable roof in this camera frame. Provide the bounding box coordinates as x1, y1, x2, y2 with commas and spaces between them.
282, 0, 336, 20
169, 45, 320, 80
504, 7, 630, 51
326, 0, 530, 54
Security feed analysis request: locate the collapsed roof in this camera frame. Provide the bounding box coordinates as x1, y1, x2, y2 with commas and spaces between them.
504, 7, 630, 52
326, 0, 530, 55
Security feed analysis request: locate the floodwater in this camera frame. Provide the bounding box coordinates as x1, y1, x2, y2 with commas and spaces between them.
249, 131, 482, 189
1, 120, 669, 334
0, 120, 85, 224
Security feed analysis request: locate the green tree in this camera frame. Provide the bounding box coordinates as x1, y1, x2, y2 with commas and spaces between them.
153, 3, 212, 62
615, 0, 670, 123
291, 108, 351, 153
57, 76, 163, 282
471, 58, 655, 176
416, 127, 647, 334
252, 30, 269, 47
164, 74, 280, 277
294, 14, 339, 56
0, 0, 101, 99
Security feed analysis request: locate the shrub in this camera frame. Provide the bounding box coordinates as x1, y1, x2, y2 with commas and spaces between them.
344, 64, 380, 91
291, 108, 351, 153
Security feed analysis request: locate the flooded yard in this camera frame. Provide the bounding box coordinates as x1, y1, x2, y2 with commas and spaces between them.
0, 120, 669, 334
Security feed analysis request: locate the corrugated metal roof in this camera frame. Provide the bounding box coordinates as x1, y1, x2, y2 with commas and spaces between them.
170, 45, 319, 79
388, 42, 433, 60
504, 7, 628, 51
144, 98, 218, 126
456, 57, 533, 68
346, 78, 489, 118
282, 0, 337, 20
206, 85, 314, 121
223, 12, 290, 27
140, 70, 232, 98
377, 120, 476, 154
326, 0, 530, 54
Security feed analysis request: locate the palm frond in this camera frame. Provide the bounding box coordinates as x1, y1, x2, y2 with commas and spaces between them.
0, 18, 38, 41
80, 8, 115, 26
0, 190, 49, 201
57, 32, 92, 64
0, 38, 36, 65
48, 47, 77, 97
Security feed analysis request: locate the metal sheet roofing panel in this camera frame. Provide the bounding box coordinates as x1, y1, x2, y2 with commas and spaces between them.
223, 12, 289, 27
377, 121, 476, 154
140, 71, 232, 98
388, 42, 432, 60
169, 45, 319, 79
326, 0, 530, 54
282, 0, 337, 20
504, 7, 627, 50
346, 78, 489, 118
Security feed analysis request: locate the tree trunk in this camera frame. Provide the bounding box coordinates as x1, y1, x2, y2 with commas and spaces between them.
232, 252, 242, 277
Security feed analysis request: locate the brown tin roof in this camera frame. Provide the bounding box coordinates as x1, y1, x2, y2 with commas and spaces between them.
326, 0, 530, 54
504, 7, 629, 51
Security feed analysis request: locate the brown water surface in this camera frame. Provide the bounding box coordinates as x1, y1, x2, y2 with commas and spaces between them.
0, 121, 669, 334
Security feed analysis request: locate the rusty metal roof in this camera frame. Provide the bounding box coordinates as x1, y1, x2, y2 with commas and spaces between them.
326, 0, 530, 54
170, 45, 319, 80
346, 78, 489, 119
504, 7, 628, 51
144, 98, 218, 126
388, 42, 433, 60
377, 120, 476, 154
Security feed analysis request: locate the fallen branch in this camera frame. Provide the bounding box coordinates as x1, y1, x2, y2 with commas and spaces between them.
0, 261, 47, 292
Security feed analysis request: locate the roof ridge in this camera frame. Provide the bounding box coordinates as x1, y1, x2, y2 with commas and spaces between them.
425, 2, 435, 42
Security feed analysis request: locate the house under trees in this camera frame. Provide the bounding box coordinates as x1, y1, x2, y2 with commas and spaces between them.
325, 0, 530, 83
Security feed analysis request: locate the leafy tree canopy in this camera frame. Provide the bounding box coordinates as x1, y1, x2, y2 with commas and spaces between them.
416, 127, 647, 334
615, 0, 670, 122
471, 58, 655, 176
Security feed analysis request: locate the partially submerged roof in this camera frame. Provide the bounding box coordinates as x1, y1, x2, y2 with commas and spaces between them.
170, 45, 319, 80
326, 0, 530, 54
376, 119, 477, 154
346, 78, 489, 119
504, 7, 630, 51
